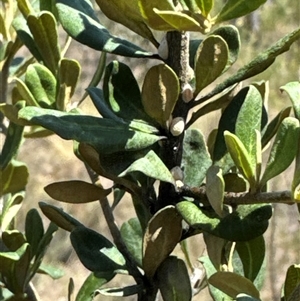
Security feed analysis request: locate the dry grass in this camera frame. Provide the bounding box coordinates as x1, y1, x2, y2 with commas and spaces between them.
13, 0, 300, 300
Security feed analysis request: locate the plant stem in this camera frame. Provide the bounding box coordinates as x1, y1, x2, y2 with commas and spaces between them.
180, 186, 295, 205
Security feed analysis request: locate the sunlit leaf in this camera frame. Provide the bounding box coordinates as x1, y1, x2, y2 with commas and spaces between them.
70, 226, 127, 273
44, 180, 111, 203
195, 0, 213, 17
260, 117, 299, 188
194, 35, 228, 95
56, 0, 154, 58
143, 206, 182, 278
215, 0, 267, 23
208, 272, 260, 299
142, 64, 179, 127
37, 263, 64, 280
157, 256, 192, 301
280, 81, 300, 120
27, 11, 61, 73
206, 166, 224, 217
95, 0, 158, 46
182, 129, 212, 187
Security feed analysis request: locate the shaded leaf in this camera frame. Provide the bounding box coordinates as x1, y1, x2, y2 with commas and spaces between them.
39, 202, 83, 232
292, 138, 300, 201
280, 81, 300, 120
176, 201, 272, 241
284, 264, 300, 301
236, 294, 260, 301
0, 101, 30, 126
119, 150, 175, 185
157, 256, 192, 301
195, 0, 213, 17
182, 128, 212, 187
200, 28, 300, 102
95, 284, 142, 297
261, 106, 292, 148
224, 173, 247, 192
56, 58, 81, 110
208, 271, 260, 299
18, 107, 163, 154
143, 206, 182, 278
95, 0, 158, 46
210, 25, 240, 71
224, 131, 256, 189
260, 117, 299, 188
142, 64, 179, 127
25, 209, 44, 258
37, 263, 64, 279
27, 11, 61, 73
25, 63, 57, 108
2, 230, 26, 252
120, 218, 143, 267
56, 0, 154, 58
194, 35, 228, 95
76, 272, 115, 301
235, 236, 265, 282
44, 180, 111, 203
70, 226, 127, 273
206, 166, 224, 217
215, 0, 267, 23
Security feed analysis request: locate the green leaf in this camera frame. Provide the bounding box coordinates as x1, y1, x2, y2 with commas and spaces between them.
260, 117, 299, 188
194, 35, 228, 95
292, 138, 300, 201
25, 63, 57, 108
56, 0, 154, 58
143, 206, 182, 278
71, 227, 127, 274
153, 9, 206, 32
0, 192, 24, 231
215, 0, 267, 23
14, 78, 39, 107
182, 129, 212, 187
235, 236, 265, 282
236, 294, 260, 301
195, 0, 213, 17
0, 101, 30, 127
2, 230, 26, 252
95, 284, 142, 297
95, 0, 158, 47
224, 173, 247, 192
120, 218, 143, 267
235, 85, 262, 171
210, 25, 240, 71
261, 106, 292, 148
39, 202, 84, 232
18, 107, 163, 154
103, 61, 152, 122
284, 265, 300, 301
280, 81, 300, 120
157, 256, 192, 301
206, 166, 224, 217
176, 201, 272, 241
25, 209, 44, 258
200, 28, 300, 102
56, 59, 81, 110
44, 180, 111, 203
208, 271, 260, 299
1, 160, 29, 196
119, 150, 175, 185
224, 131, 256, 189
142, 64, 179, 127
27, 11, 61, 74
75, 272, 115, 301
37, 263, 64, 280
138, 0, 176, 30
0, 121, 24, 170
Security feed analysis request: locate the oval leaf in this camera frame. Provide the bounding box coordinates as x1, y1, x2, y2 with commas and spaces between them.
143, 206, 182, 278
208, 271, 260, 299
284, 264, 300, 301
194, 35, 228, 95
157, 256, 192, 301
70, 226, 127, 273
142, 64, 179, 127
280, 81, 300, 120
260, 117, 299, 188
44, 180, 111, 203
